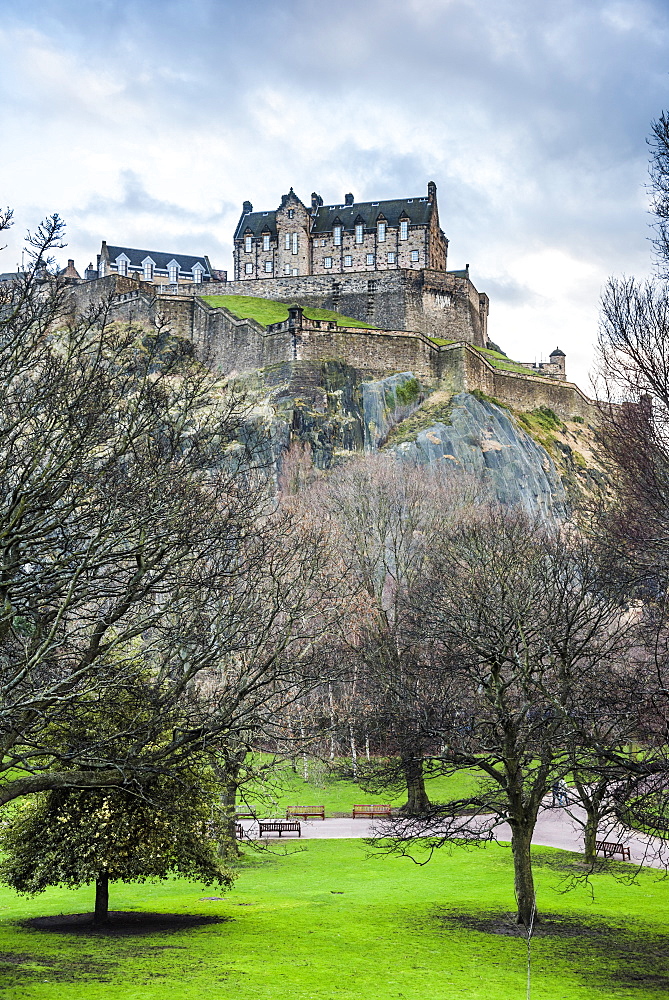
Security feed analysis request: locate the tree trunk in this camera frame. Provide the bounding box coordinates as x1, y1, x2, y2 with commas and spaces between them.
583, 810, 598, 864
401, 755, 431, 816
221, 773, 241, 858
94, 872, 109, 924
511, 826, 538, 926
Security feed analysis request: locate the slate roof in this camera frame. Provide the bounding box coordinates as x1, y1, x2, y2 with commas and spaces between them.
234, 195, 433, 240
103, 245, 212, 275
234, 212, 277, 240
311, 197, 432, 234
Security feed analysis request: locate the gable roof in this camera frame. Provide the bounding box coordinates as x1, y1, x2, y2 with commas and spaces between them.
234, 194, 434, 241
234, 211, 277, 241
102, 244, 212, 275
311, 196, 433, 234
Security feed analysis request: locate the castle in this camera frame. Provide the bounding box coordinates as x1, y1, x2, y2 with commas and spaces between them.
64, 180, 595, 422
233, 182, 447, 280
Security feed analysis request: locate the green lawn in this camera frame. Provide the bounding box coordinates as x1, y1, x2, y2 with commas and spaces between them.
201, 294, 376, 329
237, 760, 481, 816
0, 839, 667, 999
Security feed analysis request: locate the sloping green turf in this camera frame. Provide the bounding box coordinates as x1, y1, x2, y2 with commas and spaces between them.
201, 295, 376, 329
0, 839, 667, 999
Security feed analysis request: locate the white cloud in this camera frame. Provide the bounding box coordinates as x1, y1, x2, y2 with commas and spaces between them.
0, 0, 667, 392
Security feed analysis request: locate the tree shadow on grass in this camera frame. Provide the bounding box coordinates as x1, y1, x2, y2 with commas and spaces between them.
21, 911, 230, 937
435, 909, 669, 994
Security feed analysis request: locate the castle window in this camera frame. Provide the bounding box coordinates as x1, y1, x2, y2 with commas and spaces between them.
400, 219, 409, 240
245, 235, 252, 252
366, 254, 375, 265
117, 258, 128, 277
377, 222, 386, 243
168, 262, 178, 283
411, 250, 419, 262
284, 264, 290, 274
292, 268, 298, 275
333, 225, 342, 245
288, 209, 294, 219
292, 232, 298, 255
284, 233, 291, 250
263, 233, 271, 251
245, 262, 253, 274
193, 267, 203, 283
264, 261, 272, 272
344, 255, 352, 266
324, 257, 332, 269
387, 252, 396, 264
355, 224, 363, 244
99, 259, 106, 277
143, 259, 154, 281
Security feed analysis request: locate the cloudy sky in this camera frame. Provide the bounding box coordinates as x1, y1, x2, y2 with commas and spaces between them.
1, 0, 668, 388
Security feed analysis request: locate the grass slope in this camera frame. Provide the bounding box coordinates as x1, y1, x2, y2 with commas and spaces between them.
201, 295, 376, 329
0, 840, 668, 999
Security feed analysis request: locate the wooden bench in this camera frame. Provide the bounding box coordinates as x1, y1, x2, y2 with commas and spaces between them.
235, 822, 244, 839
352, 804, 393, 819
258, 819, 302, 838
286, 805, 325, 820
595, 840, 631, 861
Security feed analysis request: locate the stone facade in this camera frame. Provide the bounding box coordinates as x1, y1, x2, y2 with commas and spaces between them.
233, 182, 448, 281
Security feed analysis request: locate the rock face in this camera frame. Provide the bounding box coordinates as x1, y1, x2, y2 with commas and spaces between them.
240, 364, 568, 517
362, 372, 425, 450
389, 392, 567, 518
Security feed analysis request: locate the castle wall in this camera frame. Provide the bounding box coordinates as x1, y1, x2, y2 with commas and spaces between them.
70, 279, 596, 424
197, 268, 487, 346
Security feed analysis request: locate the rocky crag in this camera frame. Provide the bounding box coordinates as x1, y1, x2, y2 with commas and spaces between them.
237, 361, 604, 517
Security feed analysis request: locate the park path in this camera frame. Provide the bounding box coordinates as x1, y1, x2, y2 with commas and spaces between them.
238, 802, 668, 869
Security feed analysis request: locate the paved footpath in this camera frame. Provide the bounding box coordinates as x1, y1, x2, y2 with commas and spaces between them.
239, 804, 668, 869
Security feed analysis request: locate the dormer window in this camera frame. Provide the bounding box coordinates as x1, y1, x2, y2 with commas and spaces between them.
142, 257, 155, 282
192, 263, 205, 284
333, 224, 342, 246
355, 223, 363, 244
400, 219, 409, 240
244, 235, 252, 253
263, 233, 271, 251
116, 253, 130, 277
377, 222, 386, 243
168, 260, 179, 284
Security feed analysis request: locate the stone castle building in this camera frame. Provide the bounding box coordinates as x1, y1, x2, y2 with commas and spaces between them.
94, 241, 225, 285
233, 182, 446, 280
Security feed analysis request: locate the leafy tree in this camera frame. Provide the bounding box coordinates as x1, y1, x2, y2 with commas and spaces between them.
0, 768, 233, 924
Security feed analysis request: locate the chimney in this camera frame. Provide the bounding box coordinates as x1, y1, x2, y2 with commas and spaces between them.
344, 193, 354, 206
243, 200, 253, 213
427, 180, 437, 203
311, 192, 323, 212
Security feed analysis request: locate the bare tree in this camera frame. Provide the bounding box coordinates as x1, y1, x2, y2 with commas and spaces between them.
378, 506, 636, 927
308, 454, 482, 814
0, 215, 343, 805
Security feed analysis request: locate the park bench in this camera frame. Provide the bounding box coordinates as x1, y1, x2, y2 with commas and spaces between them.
258, 819, 302, 838
286, 805, 325, 820
352, 804, 393, 819
235, 822, 244, 839
595, 840, 631, 861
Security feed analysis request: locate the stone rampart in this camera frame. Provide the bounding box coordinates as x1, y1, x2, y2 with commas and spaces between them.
73, 280, 597, 423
